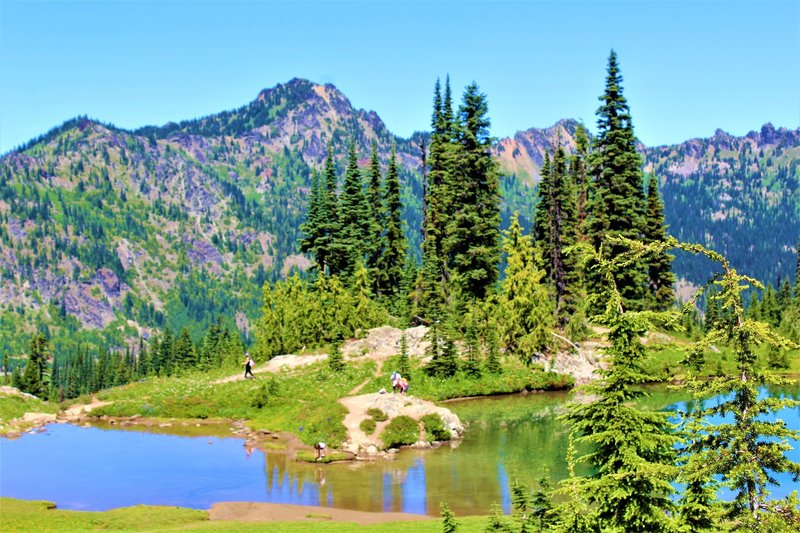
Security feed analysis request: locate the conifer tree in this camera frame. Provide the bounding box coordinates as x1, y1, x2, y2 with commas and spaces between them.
21, 333, 48, 396
174, 327, 195, 370
675, 240, 800, 529
484, 327, 502, 374
440, 502, 458, 533
535, 140, 579, 326
328, 338, 345, 372
499, 213, 554, 363
398, 333, 411, 378
365, 142, 384, 279
320, 144, 344, 275
376, 145, 407, 299
643, 174, 676, 310
585, 50, 647, 309
418, 78, 454, 319
445, 82, 501, 301
462, 323, 481, 378
571, 123, 591, 236
338, 141, 370, 277
299, 168, 325, 270
561, 241, 677, 532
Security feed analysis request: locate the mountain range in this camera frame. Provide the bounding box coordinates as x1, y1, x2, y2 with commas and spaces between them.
0, 78, 797, 351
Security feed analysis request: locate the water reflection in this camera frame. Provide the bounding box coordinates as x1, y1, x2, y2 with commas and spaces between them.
1, 383, 797, 516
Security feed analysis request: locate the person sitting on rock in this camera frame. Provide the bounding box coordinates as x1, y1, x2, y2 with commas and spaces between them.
390, 371, 402, 393
398, 377, 409, 395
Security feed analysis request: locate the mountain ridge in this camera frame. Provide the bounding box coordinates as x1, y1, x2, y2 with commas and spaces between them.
0, 78, 797, 348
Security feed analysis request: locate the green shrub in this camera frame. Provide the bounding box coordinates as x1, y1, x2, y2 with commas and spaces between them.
420, 413, 450, 442
251, 380, 277, 409
380, 415, 419, 448
359, 418, 377, 435
366, 407, 388, 421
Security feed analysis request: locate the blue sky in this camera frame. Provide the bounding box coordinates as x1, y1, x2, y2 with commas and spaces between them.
1, 1, 798, 153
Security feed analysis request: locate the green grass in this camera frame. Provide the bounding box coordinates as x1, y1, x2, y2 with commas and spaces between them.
91, 361, 377, 447
0, 394, 57, 431
0, 498, 492, 532
363, 355, 573, 402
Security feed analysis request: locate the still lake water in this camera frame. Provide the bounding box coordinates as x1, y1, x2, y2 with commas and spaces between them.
1, 384, 798, 516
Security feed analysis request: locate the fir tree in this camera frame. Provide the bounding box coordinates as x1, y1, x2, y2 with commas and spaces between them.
484, 327, 502, 374
376, 145, 407, 300
462, 323, 482, 378
364, 142, 384, 280
536, 140, 579, 326
445, 82, 501, 301
398, 333, 411, 378
676, 240, 800, 529
21, 333, 48, 396
320, 144, 344, 275
499, 212, 554, 364
585, 50, 647, 309
299, 168, 325, 270
338, 141, 370, 277
328, 338, 345, 372
571, 123, 591, 237
643, 174, 676, 310
561, 240, 677, 532
173, 327, 195, 370
418, 78, 454, 319
440, 502, 458, 533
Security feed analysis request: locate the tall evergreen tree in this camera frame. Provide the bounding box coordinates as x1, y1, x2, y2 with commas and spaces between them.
445, 82, 501, 301
365, 142, 384, 278
21, 333, 48, 396
173, 327, 195, 370
299, 168, 325, 270
676, 241, 800, 529
376, 145, 407, 299
320, 144, 344, 275
535, 140, 580, 327
499, 213, 554, 363
643, 174, 676, 310
571, 123, 591, 238
338, 141, 370, 277
585, 50, 647, 309
560, 244, 677, 532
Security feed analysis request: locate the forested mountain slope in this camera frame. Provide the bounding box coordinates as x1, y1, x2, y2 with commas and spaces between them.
0, 79, 797, 354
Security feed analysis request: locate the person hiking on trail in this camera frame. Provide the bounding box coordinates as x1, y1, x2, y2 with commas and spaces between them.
398, 377, 409, 395
391, 371, 401, 393
314, 442, 327, 460
244, 352, 255, 379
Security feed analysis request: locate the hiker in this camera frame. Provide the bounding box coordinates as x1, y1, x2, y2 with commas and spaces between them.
398, 377, 409, 395
391, 371, 401, 393
244, 352, 255, 379
314, 441, 327, 460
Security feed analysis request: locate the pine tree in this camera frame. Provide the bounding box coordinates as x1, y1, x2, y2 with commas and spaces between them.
462, 323, 482, 378
21, 333, 48, 396
440, 502, 458, 533
561, 242, 677, 532
173, 327, 195, 370
320, 144, 344, 275
418, 78, 454, 319
364, 142, 384, 280
499, 213, 554, 364
535, 140, 579, 327
328, 338, 345, 372
643, 174, 676, 310
445, 82, 501, 301
676, 241, 800, 529
585, 50, 647, 310
398, 333, 411, 378
571, 123, 591, 237
376, 145, 407, 300
299, 168, 325, 270
338, 141, 370, 277
484, 327, 502, 374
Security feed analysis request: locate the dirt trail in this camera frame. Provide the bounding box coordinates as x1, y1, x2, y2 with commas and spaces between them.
212, 325, 431, 386
209, 501, 429, 524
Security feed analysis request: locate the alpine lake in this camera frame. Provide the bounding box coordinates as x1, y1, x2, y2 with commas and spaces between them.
2, 382, 798, 517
